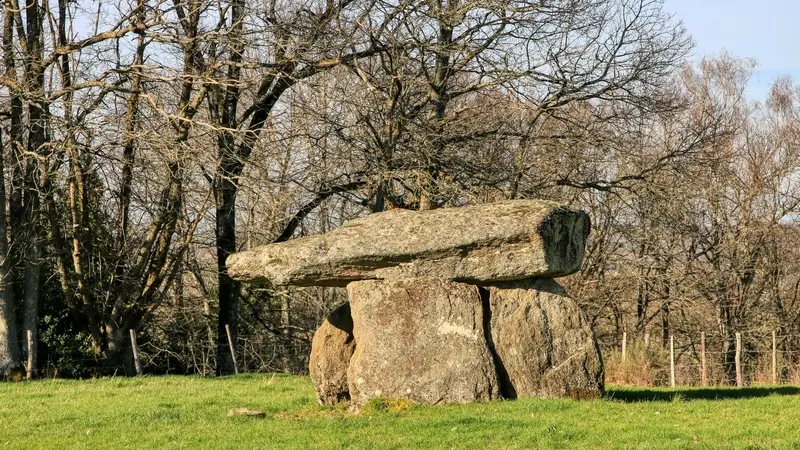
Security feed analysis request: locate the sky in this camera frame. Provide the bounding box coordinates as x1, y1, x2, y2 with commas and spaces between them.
662, 0, 800, 101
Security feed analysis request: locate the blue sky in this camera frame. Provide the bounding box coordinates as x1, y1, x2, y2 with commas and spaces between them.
663, 0, 800, 101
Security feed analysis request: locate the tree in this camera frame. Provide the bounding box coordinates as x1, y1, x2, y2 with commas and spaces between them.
204, 0, 377, 374
313, 0, 693, 214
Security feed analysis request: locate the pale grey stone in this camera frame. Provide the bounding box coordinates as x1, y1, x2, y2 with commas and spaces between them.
227, 200, 589, 287
346, 278, 500, 406
488, 278, 604, 399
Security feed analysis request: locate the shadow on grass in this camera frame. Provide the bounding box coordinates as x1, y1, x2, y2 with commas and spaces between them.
606, 386, 800, 402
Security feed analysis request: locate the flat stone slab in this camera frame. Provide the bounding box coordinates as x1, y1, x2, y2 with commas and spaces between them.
227, 200, 589, 287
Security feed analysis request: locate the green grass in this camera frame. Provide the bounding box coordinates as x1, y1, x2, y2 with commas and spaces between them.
1, 375, 799, 449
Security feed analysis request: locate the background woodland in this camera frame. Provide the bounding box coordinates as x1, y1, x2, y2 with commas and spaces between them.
0, 0, 798, 385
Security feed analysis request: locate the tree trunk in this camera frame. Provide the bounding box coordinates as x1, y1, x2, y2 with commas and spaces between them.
0, 0, 20, 374
214, 0, 245, 375
0, 259, 16, 372
0, 283, 16, 373
19, 0, 45, 380
0, 131, 18, 372
215, 179, 239, 375
418, 0, 453, 211
22, 237, 39, 378
722, 333, 736, 385
104, 324, 136, 375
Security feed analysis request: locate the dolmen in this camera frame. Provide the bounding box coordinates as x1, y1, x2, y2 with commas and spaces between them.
227, 200, 604, 407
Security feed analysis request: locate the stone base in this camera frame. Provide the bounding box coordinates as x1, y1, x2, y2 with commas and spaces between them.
488, 279, 604, 399
307, 277, 604, 406
309, 303, 355, 405
347, 278, 501, 407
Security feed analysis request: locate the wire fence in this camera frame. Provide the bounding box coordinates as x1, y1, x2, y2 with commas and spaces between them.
602, 331, 800, 387
3, 326, 311, 380
10, 326, 800, 389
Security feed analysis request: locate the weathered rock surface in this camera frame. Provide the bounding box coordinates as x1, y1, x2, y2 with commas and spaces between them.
231, 198, 603, 405
488, 278, 604, 399
347, 278, 501, 406
227, 200, 589, 287
309, 303, 356, 405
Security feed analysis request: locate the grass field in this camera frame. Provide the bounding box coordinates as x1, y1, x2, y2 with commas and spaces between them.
1, 374, 799, 449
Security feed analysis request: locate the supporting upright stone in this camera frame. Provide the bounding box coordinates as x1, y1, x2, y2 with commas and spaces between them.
488, 278, 604, 399
347, 278, 501, 407
309, 303, 356, 405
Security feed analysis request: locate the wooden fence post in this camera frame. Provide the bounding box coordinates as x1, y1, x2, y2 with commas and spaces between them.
670, 335, 675, 388
622, 332, 627, 362
130, 329, 144, 376
226, 324, 239, 375
700, 332, 707, 387
644, 332, 650, 349
772, 330, 777, 385
735, 332, 742, 387
26, 329, 33, 381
